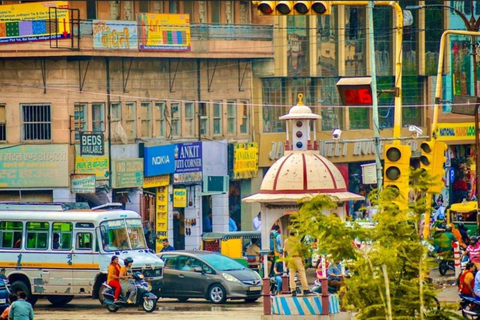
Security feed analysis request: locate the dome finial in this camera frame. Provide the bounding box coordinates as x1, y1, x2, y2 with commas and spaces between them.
297, 93, 304, 106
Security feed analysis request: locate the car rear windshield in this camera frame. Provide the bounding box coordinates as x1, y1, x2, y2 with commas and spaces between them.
201, 253, 245, 271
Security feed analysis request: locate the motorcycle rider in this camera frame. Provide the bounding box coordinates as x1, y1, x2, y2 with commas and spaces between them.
463, 236, 480, 270
120, 257, 136, 304
459, 262, 476, 297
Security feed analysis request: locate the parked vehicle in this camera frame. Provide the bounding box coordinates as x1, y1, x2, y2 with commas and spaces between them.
0, 275, 10, 312
0, 202, 164, 306
459, 293, 480, 319
157, 250, 262, 304
447, 201, 478, 236
102, 271, 157, 313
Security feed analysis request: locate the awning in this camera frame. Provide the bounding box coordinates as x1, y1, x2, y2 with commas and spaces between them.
77, 192, 110, 207
242, 191, 364, 204
202, 231, 262, 241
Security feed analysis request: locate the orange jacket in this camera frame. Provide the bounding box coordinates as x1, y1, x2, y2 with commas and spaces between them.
107, 263, 120, 283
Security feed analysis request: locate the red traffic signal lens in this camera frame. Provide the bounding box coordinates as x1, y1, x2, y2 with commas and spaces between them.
312, 2, 327, 14
258, 3, 274, 14
386, 167, 401, 180
276, 3, 291, 14
294, 2, 309, 14
386, 147, 401, 162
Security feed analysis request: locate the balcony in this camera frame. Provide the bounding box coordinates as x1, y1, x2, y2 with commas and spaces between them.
0, 21, 274, 59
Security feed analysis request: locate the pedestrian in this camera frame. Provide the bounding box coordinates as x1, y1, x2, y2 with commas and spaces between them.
1, 293, 17, 320
283, 230, 309, 296
327, 260, 345, 293
107, 255, 122, 304
271, 225, 282, 254
8, 291, 33, 320
252, 212, 261, 231
203, 212, 212, 233
52, 233, 60, 250
459, 262, 476, 297
229, 214, 238, 232
273, 250, 285, 295
160, 239, 175, 252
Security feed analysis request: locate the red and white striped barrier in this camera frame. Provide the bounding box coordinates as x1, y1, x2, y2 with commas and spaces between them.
453, 241, 461, 278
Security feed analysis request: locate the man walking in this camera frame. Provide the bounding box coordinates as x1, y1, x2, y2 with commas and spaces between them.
9, 291, 33, 320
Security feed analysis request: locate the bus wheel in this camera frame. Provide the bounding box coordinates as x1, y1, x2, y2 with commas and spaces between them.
47, 295, 74, 306
10, 280, 38, 306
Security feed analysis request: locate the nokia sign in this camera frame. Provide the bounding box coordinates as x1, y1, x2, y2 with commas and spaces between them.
144, 144, 176, 177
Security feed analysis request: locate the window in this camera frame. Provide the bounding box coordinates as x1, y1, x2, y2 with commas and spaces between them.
183, 1, 194, 19
125, 102, 137, 139
76, 232, 93, 250
87, 1, 97, 19
110, 102, 121, 123
139, 1, 149, 12
262, 78, 286, 133
170, 102, 181, 137
153, 1, 163, 13
227, 100, 236, 134
0, 104, 6, 141
109, 1, 120, 20
92, 103, 105, 133
239, 100, 249, 134
0, 221, 23, 249
349, 107, 370, 130
74, 103, 87, 141
200, 102, 209, 136
154, 101, 166, 137
52, 222, 72, 250
124, 1, 134, 20
169, 0, 178, 13
210, 1, 221, 23
141, 102, 152, 138
26, 222, 49, 250
213, 102, 222, 135
184, 102, 195, 137
22, 104, 51, 141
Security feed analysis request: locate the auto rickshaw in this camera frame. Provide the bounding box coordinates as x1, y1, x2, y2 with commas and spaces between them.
446, 200, 478, 236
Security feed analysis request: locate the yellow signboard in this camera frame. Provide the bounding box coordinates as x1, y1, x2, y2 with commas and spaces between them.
155, 186, 168, 252
143, 175, 170, 188
75, 143, 109, 180
233, 142, 259, 179
173, 188, 187, 208
138, 13, 190, 51
0, 1, 71, 44
436, 122, 477, 141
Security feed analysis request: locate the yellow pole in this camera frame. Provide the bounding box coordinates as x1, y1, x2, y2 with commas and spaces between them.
332, 1, 403, 141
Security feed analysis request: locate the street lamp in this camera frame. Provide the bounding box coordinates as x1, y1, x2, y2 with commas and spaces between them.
407, 2, 480, 221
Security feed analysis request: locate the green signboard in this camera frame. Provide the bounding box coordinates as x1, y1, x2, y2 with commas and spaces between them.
112, 158, 144, 188
0, 144, 69, 187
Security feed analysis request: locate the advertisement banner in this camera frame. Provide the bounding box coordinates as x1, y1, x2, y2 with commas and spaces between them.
71, 174, 96, 193
0, 1, 70, 44
144, 144, 176, 177
173, 188, 187, 208
143, 175, 169, 188
80, 133, 104, 155
138, 13, 190, 51
174, 142, 202, 184
0, 144, 69, 187
112, 158, 143, 188
436, 122, 478, 141
155, 186, 168, 252
75, 143, 109, 180
93, 20, 137, 50
231, 142, 259, 180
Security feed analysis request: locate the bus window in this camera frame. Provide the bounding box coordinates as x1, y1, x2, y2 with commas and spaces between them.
126, 219, 147, 249
76, 232, 92, 250
0, 221, 23, 249
26, 222, 49, 249
52, 222, 73, 250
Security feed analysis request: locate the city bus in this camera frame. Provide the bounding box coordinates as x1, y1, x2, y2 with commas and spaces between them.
0, 202, 164, 306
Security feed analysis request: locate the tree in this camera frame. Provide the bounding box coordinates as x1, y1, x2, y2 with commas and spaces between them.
289, 168, 460, 319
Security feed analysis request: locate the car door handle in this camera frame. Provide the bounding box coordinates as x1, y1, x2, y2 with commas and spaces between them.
178, 274, 185, 278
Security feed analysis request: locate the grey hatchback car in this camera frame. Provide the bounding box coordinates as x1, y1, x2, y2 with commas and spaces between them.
156, 251, 263, 304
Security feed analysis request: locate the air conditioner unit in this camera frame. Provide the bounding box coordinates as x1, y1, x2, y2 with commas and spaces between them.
202, 175, 229, 195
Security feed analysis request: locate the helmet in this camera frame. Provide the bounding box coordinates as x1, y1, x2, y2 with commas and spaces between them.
124, 257, 134, 265
445, 224, 452, 232
470, 236, 478, 244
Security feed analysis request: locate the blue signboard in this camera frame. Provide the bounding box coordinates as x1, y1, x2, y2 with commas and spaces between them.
173, 142, 203, 184
144, 144, 176, 177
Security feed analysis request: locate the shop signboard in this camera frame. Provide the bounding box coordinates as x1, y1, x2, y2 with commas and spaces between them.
0, 1, 70, 44
80, 133, 104, 155
173, 188, 187, 208
143, 175, 169, 188
144, 144, 176, 177
0, 144, 69, 187
436, 122, 478, 141
71, 174, 96, 193
75, 143, 109, 180
155, 185, 168, 252
93, 20, 137, 50
138, 13, 191, 51
112, 158, 143, 188
174, 142, 202, 184
229, 142, 259, 180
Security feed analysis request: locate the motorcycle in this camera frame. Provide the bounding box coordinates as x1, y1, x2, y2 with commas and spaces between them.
438, 250, 468, 276
459, 293, 480, 319
102, 271, 157, 313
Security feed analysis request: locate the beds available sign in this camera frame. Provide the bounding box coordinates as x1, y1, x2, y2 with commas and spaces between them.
80, 133, 104, 155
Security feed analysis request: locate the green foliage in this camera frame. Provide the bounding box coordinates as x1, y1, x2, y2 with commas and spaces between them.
289, 168, 462, 320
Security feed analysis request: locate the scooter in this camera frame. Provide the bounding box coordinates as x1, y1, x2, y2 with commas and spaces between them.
102, 271, 157, 313
459, 293, 480, 319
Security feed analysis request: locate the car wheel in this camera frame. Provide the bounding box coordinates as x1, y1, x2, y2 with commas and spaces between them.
177, 298, 189, 302
208, 284, 226, 304
10, 281, 38, 306
244, 297, 259, 303
142, 299, 157, 313
46, 295, 74, 306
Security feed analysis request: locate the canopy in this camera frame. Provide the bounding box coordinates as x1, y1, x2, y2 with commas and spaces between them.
242, 191, 364, 204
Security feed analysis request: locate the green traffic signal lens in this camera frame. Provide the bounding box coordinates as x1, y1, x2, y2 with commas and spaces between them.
419, 155, 430, 166
386, 147, 401, 162
420, 142, 432, 153
276, 3, 291, 14
294, 3, 309, 14
386, 166, 400, 180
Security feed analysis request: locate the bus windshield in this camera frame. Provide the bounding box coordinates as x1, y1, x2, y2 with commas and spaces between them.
100, 218, 147, 251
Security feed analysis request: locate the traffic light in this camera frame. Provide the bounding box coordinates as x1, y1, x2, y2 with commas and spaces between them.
420, 140, 446, 194
383, 144, 411, 211
292, 120, 308, 151
254, 1, 331, 15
